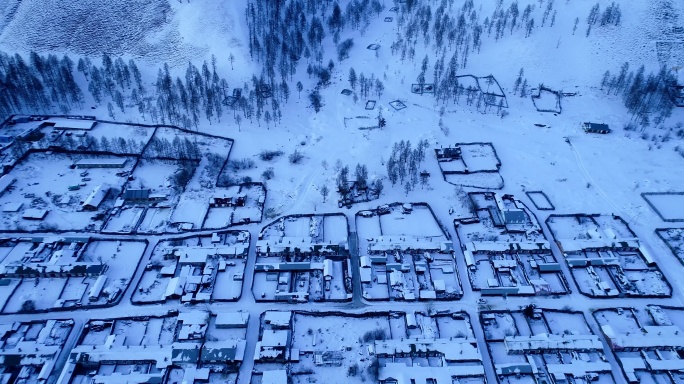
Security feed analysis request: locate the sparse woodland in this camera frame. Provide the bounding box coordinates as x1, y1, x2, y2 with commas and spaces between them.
0, 0, 680, 142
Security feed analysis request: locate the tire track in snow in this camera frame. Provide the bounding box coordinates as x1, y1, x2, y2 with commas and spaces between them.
568, 140, 624, 216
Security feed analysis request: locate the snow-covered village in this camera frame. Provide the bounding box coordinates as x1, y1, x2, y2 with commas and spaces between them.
1, 0, 684, 383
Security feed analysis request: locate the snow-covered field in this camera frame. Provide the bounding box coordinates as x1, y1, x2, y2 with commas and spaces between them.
642, 192, 684, 221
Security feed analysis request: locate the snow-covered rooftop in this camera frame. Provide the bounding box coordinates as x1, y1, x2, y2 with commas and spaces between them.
504, 333, 603, 353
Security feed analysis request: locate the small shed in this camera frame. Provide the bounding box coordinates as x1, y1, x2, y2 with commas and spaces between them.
405, 313, 417, 329
52, 119, 97, 130
235, 193, 247, 206
360, 255, 372, 268
88, 275, 108, 301
123, 188, 151, 200
2, 202, 23, 212
433, 279, 446, 292
359, 267, 372, 283
323, 259, 333, 280
264, 311, 292, 328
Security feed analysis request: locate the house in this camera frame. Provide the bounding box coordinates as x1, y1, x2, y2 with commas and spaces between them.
436, 147, 462, 160
210, 196, 233, 207
582, 122, 611, 134
215, 312, 249, 328
82, 184, 109, 210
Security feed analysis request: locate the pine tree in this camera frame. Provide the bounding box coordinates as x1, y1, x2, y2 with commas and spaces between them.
296, 81, 303, 99
355, 164, 368, 190
349, 68, 357, 89
336, 165, 350, 194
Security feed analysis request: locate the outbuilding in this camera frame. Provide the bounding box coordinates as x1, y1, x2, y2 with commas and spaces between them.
23, 208, 48, 220
74, 158, 127, 169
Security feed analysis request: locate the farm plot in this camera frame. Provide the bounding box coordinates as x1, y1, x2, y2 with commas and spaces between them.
437, 158, 468, 173
170, 191, 208, 230
132, 269, 169, 304
128, 159, 187, 191
379, 205, 445, 238
323, 215, 347, 242
656, 228, 684, 265
0, 152, 134, 232
3, 277, 66, 313
436, 143, 503, 189
531, 86, 562, 113
211, 259, 246, 301
642, 192, 684, 222
459, 143, 501, 172
444, 172, 504, 189
103, 205, 145, 233
137, 207, 172, 233
526, 190, 555, 210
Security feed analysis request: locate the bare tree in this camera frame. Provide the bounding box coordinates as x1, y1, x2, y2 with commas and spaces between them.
320, 184, 330, 202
